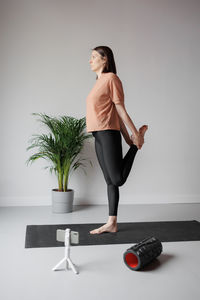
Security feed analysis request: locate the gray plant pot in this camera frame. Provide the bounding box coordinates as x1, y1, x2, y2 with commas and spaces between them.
52, 188, 74, 213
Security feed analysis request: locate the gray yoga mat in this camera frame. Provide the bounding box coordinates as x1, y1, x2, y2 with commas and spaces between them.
25, 220, 200, 248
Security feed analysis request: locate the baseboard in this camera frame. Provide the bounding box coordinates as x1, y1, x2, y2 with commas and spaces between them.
0, 194, 199, 206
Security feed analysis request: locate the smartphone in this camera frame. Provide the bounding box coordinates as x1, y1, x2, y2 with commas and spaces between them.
56, 229, 79, 244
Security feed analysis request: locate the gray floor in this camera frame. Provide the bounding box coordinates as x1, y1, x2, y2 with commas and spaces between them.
1, 203, 200, 300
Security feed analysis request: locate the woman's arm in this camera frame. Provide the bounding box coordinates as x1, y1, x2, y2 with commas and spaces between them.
118, 116, 132, 145
115, 104, 139, 137
115, 103, 144, 149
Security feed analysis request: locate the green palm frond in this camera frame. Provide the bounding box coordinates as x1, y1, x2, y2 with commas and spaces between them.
26, 113, 93, 191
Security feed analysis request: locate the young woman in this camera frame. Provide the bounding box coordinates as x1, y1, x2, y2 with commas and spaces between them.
86, 46, 148, 234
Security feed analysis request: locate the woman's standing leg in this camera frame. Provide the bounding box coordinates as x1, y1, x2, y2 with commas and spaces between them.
107, 184, 119, 216
92, 132, 120, 216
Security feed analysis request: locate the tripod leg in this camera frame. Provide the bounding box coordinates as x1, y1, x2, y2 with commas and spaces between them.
66, 259, 69, 270
52, 257, 67, 271
67, 258, 79, 274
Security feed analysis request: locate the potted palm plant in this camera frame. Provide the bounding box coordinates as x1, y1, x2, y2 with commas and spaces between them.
26, 112, 93, 213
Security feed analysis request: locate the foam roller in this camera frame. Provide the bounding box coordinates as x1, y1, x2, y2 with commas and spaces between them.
123, 236, 163, 271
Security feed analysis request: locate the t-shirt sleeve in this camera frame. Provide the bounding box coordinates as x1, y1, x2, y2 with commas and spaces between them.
109, 76, 125, 105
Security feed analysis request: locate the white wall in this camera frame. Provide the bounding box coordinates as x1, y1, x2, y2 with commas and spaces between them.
1, 0, 200, 206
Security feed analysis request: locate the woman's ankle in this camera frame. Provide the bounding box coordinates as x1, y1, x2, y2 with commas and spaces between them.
108, 216, 117, 224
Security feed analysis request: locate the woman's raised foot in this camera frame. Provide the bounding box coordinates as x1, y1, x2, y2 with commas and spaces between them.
139, 125, 148, 138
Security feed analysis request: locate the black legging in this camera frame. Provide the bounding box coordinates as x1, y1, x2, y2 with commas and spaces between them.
92, 129, 138, 216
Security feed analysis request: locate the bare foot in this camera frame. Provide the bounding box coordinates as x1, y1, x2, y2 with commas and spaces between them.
139, 125, 148, 138
131, 125, 148, 149
89, 222, 117, 234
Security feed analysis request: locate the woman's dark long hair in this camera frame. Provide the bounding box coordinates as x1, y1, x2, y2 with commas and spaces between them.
91, 46, 117, 80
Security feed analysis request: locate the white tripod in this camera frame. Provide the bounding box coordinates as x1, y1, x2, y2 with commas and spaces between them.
52, 228, 79, 274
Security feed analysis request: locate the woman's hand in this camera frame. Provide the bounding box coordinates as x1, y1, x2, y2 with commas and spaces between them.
131, 132, 144, 149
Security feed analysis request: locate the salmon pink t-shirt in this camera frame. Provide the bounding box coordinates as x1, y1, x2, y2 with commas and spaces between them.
86, 72, 125, 133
